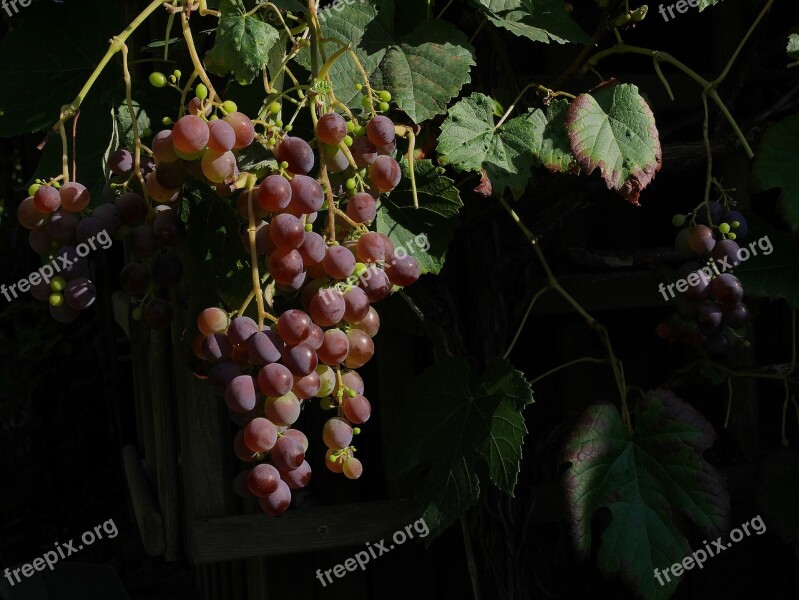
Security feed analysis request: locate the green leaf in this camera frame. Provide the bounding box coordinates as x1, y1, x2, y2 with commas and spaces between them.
469, 0, 591, 44
0, 0, 124, 136
525, 99, 578, 173
300, 0, 474, 123
565, 83, 662, 205
437, 93, 536, 197
375, 160, 463, 275
696, 0, 723, 10
563, 390, 729, 600
733, 216, 799, 309
116, 100, 150, 149
750, 113, 799, 230
757, 449, 799, 547
788, 32, 799, 59
392, 357, 533, 538
205, 0, 280, 84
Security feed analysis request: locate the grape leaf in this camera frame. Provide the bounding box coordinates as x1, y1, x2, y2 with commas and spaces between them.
205, 0, 280, 84
437, 93, 537, 197
563, 390, 729, 600
696, 0, 724, 10
788, 33, 799, 59
732, 216, 799, 309
468, 0, 591, 44
375, 160, 463, 275
525, 99, 578, 174
392, 357, 533, 539
299, 0, 475, 123
750, 114, 799, 230
757, 449, 799, 547
565, 83, 662, 205
116, 100, 150, 150
0, 0, 124, 136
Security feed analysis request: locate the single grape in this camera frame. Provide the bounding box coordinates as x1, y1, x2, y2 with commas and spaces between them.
706, 334, 731, 356
346, 193, 377, 224
696, 300, 723, 331
258, 480, 292, 515
369, 155, 401, 192
325, 448, 345, 474
287, 175, 324, 216
146, 172, 181, 204
350, 136, 377, 167
316, 112, 348, 145
152, 130, 179, 163
247, 463, 281, 497
234, 430, 258, 462
120, 263, 150, 295
155, 161, 187, 189
310, 289, 346, 328
359, 266, 391, 302
316, 365, 336, 397
298, 231, 326, 266
34, 186, 61, 213
50, 303, 80, 324
258, 362, 294, 397
292, 371, 321, 400
710, 239, 740, 269
323, 417, 354, 450
149, 72, 167, 88
281, 343, 318, 377
117, 192, 149, 225
354, 306, 380, 337
275, 136, 314, 174
59, 182, 90, 213
366, 115, 395, 147
198, 308, 230, 337
64, 277, 96, 310
108, 149, 134, 176
318, 328, 350, 365
386, 255, 420, 287
306, 324, 324, 350
269, 213, 305, 250
342, 395, 371, 424
265, 391, 302, 426
723, 303, 748, 328
674, 228, 695, 258
343, 457, 363, 480
18, 197, 46, 230
342, 287, 370, 324
201, 150, 236, 183
323, 146, 349, 173
208, 361, 241, 394
172, 115, 210, 155
269, 249, 304, 285
710, 273, 744, 305
277, 309, 313, 345
47, 210, 79, 242
223, 112, 256, 149
247, 330, 284, 365
29, 227, 53, 255
228, 316, 259, 345
225, 375, 258, 414
202, 332, 232, 363
280, 460, 311, 490
687, 225, 716, 255
258, 175, 292, 212
323, 245, 356, 279
270, 435, 305, 471
345, 329, 374, 369
153, 210, 185, 245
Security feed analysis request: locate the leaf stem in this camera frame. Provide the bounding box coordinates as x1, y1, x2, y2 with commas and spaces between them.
181, 10, 219, 103
529, 357, 609, 386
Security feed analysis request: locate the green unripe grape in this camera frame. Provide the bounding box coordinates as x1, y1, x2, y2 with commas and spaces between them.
378, 102, 390, 112
731, 220, 741, 229
352, 427, 361, 435
346, 120, 356, 132
162, 117, 173, 126
52, 181, 60, 189
280, 161, 289, 170
168, 75, 177, 84
196, 83, 208, 101
345, 178, 356, 190
209, 115, 218, 121
330, 240, 340, 246
354, 83, 363, 91
132, 306, 144, 321
268, 101, 281, 115
718, 222, 731, 234
274, 120, 283, 128
343, 135, 353, 147
222, 100, 238, 114
173, 69, 182, 80
142, 128, 152, 137
28, 183, 41, 196
284, 124, 293, 132
378, 90, 392, 102
50, 276, 67, 292
305, 223, 313, 232
354, 263, 368, 277
361, 96, 371, 109
728, 232, 737, 240
353, 125, 365, 137
149, 72, 167, 88
671, 214, 685, 227
49, 293, 63, 307
347, 389, 357, 398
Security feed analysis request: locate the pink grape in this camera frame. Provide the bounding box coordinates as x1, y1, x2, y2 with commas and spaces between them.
223, 112, 256, 149
323, 245, 356, 279
59, 182, 90, 212
316, 112, 348, 145
287, 175, 324, 216
258, 363, 294, 397
34, 186, 61, 213
258, 479, 292, 515
172, 115, 209, 154
342, 395, 371, 424
275, 136, 314, 174
366, 115, 395, 146
317, 328, 349, 365
258, 175, 292, 212
247, 463, 281, 497
323, 417, 353, 450
369, 155, 401, 192
208, 118, 237, 152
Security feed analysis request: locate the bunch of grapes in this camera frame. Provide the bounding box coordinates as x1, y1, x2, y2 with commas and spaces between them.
17, 179, 119, 323
659, 201, 750, 356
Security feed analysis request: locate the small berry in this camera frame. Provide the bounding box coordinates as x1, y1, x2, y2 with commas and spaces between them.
196, 83, 208, 101
378, 90, 392, 102
378, 102, 390, 112
149, 72, 167, 88
671, 214, 686, 227
361, 96, 371, 109
719, 222, 731, 234
345, 178, 356, 190
354, 83, 363, 91
50, 276, 67, 292
344, 135, 353, 147
49, 293, 63, 307
268, 101, 281, 115
222, 100, 238, 114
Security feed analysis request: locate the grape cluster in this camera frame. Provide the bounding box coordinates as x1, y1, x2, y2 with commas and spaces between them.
660, 202, 750, 356
17, 180, 116, 322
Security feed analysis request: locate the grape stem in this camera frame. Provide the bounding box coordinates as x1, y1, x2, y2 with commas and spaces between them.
494, 83, 575, 130
120, 43, 149, 203
245, 174, 277, 327
395, 125, 419, 209
527, 357, 610, 386
181, 10, 219, 104
498, 194, 631, 431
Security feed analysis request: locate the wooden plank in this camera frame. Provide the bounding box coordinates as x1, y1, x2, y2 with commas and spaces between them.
148, 326, 182, 561
189, 499, 419, 563
121, 444, 166, 556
